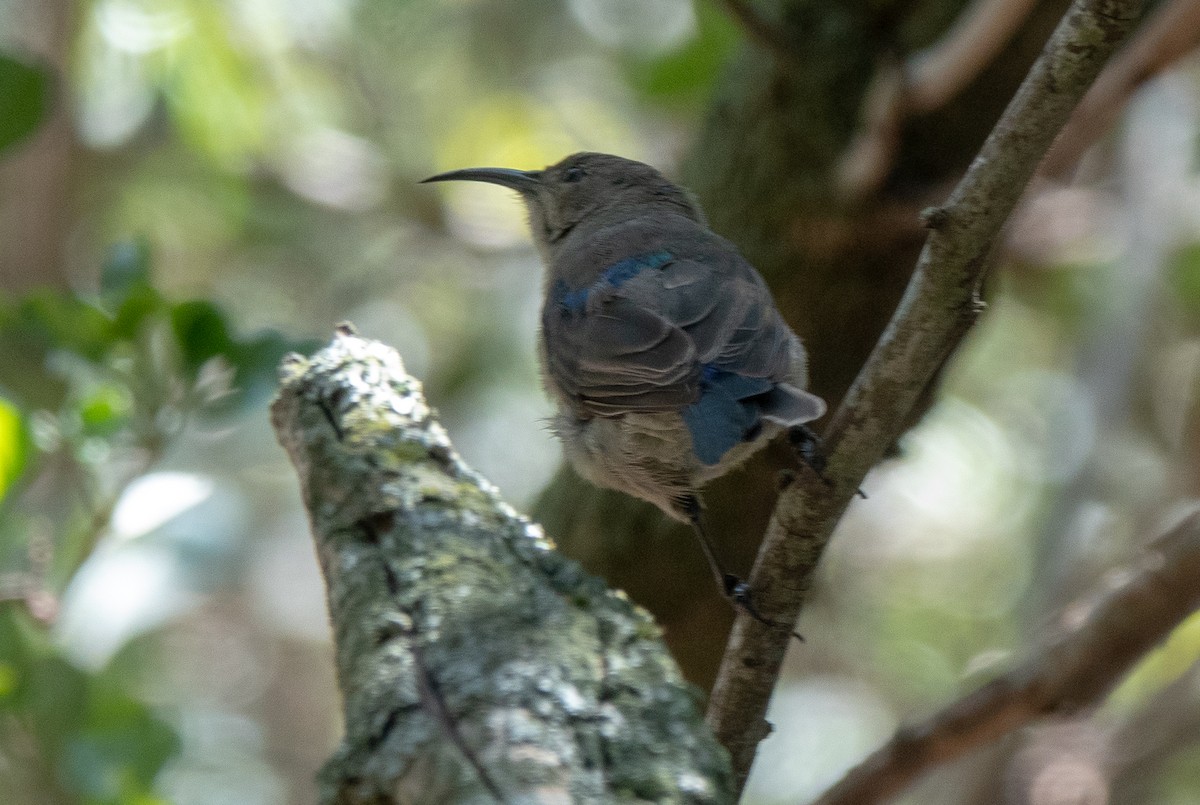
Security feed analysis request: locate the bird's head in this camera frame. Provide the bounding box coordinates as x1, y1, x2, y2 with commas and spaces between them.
422, 152, 704, 258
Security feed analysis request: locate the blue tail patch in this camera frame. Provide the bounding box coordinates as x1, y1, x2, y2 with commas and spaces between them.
682, 367, 773, 465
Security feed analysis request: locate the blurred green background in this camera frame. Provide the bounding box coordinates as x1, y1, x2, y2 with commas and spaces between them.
1, 0, 1199, 803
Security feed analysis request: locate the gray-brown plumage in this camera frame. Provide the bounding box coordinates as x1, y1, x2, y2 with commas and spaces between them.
423, 152, 825, 617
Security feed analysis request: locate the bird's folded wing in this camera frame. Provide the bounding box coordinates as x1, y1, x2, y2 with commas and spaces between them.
542, 216, 804, 418
653, 251, 795, 378
543, 297, 698, 414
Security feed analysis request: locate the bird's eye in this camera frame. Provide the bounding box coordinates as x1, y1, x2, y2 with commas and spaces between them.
563, 167, 585, 183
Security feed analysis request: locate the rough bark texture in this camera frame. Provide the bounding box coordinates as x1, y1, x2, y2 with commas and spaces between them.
534, 0, 1073, 691
271, 329, 733, 804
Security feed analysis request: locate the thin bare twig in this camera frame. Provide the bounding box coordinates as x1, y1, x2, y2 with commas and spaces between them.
810, 511, 1200, 805
706, 0, 1148, 791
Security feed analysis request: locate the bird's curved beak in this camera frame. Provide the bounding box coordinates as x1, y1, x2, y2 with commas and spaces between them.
420, 167, 543, 194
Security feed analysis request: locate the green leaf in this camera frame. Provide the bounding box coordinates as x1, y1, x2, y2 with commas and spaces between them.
233, 330, 317, 395
0, 611, 181, 801
100, 240, 165, 341
63, 692, 180, 801
12, 292, 115, 362
0, 607, 46, 666
109, 283, 164, 341
77, 383, 133, 438
622, 2, 739, 103
168, 300, 318, 412
0, 293, 111, 410
0, 396, 27, 503
170, 300, 236, 377
0, 608, 43, 708
0, 53, 51, 153
1169, 242, 1200, 318
22, 656, 89, 752
0, 661, 17, 701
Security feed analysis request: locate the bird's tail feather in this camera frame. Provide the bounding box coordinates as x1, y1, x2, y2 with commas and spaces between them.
760, 384, 826, 426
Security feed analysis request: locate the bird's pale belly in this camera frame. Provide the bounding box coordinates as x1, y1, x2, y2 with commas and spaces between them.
551, 409, 780, 522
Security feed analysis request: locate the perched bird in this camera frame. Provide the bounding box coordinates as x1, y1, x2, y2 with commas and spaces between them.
423, 152, 825, 618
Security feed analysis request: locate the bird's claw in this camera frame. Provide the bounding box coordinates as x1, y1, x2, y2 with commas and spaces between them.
722, 574, 804, 642
787, 425, 867, 499
788, 425, 829, 479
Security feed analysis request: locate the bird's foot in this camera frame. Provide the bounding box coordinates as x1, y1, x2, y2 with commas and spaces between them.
788, 425, 828, 478
787, 425, 867, 499
722, 574, 803, 642
684, 494, 803, 641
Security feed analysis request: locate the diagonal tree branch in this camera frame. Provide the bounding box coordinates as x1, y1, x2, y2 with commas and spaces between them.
809, 510, 1200, 805
705, 0, 1149, 790
271, 328, 734, 804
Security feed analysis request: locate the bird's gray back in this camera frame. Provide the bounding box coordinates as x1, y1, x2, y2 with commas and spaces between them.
540, 213, 805, 418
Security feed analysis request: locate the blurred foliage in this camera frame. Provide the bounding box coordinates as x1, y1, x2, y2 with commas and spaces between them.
0, 235, 313, 571
0, 609, 177, 804
0, 52, 48, 154
620, 0, 739, 103
1169, 241, 1200, 318
1157, 744, 1200, 805
6, 1, 737, 798
1110, 609, 1200, 711
0, 233, 313, 801
1, 0, 1199, 803
0, 396, 29, 503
